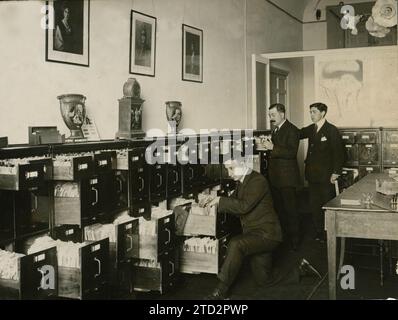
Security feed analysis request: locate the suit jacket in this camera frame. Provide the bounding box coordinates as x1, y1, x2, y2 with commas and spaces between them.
300, 120, 345, 184
268, 120, 300, 188
218, 171, 282, 242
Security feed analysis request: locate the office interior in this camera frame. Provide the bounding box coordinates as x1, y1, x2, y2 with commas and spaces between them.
0, 0, 398, 300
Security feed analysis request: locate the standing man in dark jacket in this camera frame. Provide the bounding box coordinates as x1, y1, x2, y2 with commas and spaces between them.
263, 103, 301, 250
300, 102, 344, 241
204, 159, 282, 299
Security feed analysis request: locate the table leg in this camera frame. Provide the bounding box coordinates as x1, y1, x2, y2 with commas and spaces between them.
337, 237, 345, 281
326, 210, 337, 300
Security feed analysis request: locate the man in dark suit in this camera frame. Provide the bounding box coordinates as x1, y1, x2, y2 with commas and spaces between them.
263, 103, 301, 250
204, 159, 282, 299
300, 102, 344, 241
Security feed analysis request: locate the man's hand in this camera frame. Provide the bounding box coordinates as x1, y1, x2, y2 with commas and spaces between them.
330, 173, 340, 184
208, 196, 221, 207
198, 194, 214, 208
263, 138, 274, 150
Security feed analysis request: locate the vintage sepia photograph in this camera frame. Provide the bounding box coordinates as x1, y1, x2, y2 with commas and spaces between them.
46, 0, 90, 66
129, 10, 156, 77
182, 24, 203, 82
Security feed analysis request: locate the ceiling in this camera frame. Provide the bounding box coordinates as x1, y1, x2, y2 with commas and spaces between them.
267, 0, 314, 21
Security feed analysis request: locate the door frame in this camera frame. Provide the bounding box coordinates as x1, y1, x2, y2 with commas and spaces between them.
251, 54, 270, 130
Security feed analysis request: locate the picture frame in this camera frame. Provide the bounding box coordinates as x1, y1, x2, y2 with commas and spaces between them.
182, 24, 203, 83
45, 0, 90, 67
129, 10, 157, 77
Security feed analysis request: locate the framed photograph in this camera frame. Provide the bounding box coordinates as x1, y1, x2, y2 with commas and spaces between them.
182, 24, 203, 83
46, 0, 90, 67
129, 10, 156, 77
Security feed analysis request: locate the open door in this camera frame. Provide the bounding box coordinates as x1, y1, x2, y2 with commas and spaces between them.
251, 54, 270, 130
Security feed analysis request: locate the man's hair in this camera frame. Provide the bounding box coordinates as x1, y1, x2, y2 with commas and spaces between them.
269, 103, 286, 114
310, 102, 328, 115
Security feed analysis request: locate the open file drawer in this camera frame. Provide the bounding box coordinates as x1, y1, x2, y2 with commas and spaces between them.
53, 155, 93, 181
0, 247, 58, 300
58, 238, 109, 300
0, 162, 44, 191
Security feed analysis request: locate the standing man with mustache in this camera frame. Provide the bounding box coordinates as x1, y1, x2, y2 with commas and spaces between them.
262, 103, 301, 251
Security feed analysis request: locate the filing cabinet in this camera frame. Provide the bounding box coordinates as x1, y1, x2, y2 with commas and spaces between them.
57, 238, 110, 300
132, 249, 178, 294
0, 247, 58, 300
129, 148, 149, 202
149, 163, 167, 200
343, 144, 359, 166
179, 235, 229, 274
166, 163, 181, 198
0, 161, 45, 191
137, 213, 175, 261
340, 131, 356, 144
359, 144, 379, 165
54, 175, 109, 227
52, 155, 93, 181
110, 170, 129, 213
359, 166, 381, 179
356, 131, 379, 144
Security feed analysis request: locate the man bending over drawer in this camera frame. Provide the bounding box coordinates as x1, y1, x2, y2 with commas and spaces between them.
204, 159, 282, 299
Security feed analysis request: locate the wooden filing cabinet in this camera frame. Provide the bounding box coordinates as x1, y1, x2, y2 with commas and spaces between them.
0, 247, 58, 300
359, 165, 381, 179
132, 249, 178, 294
343, 143, 359, 166
179, 235, 229, 274
0, 162, 45, 191
54, 175, 109, 227
52, 155, 93, 181
137, 214, 175, 261
58, 238, 110, 300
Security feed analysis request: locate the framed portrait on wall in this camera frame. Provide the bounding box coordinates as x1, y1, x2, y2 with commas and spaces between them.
45, 0, 90, 67
182, 24, 203, 83
129, 10, 157, 77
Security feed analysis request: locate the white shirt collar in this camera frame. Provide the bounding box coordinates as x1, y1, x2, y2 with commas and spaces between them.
278, 119, 286, 130
315, 118, 326, 131
239, 167, 250, 183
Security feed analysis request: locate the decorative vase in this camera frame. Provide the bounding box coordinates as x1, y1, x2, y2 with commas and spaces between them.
165, 101, 182, 133
57, 94, 86, 141
123, 77, 141, 99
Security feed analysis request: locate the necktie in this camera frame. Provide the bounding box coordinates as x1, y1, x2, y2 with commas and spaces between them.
314, 124, 318, 136
273, 126, 279, 135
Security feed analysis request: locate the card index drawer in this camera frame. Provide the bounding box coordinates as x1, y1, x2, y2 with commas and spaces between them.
359, 144, 379, 165
0, 162, 44, 191
356, 131, 379, 144
383, 143, 398, 165
384, 131, 398, 143
93, 151, 115, 173
340, 131, 356, 144
53, 155, 93, 181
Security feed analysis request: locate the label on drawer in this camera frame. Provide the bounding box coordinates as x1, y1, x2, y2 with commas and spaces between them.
139, 208, 144, 213
345, 144, 352, 148
391, 144, 398, 148
25, 171, 38, 179
34, 253, 45, 262
90, 178, 98, 184
164, 218, 170, 224
125, 223, 132, 230
366, 167, 374, 171
365, 144, 373, 148
362, 135, 370, 139
98, 160, 107, 166
389, 170, 398, 174
342, 135, 350, 140
91, 244, 100, 252
66, 229, 74, 235
132, 156, 139, 162
78, 163, 88, 171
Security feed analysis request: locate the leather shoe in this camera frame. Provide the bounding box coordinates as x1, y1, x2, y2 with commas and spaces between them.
298, 258, 321, 281
204, 288, 228, 300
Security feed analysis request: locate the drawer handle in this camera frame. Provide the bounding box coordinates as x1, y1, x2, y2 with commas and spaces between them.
94, 257, 101, 278
37, 267, 47, 291
168, 261, 175, 277
173, 171, 178, 184
126, 234, 133, 252
91, 187, 98, 206
164, 227, 171, 245
189, 167, 194, 179
156, 173, 163, 188
138, 176, 144, 192
116, 176, 123, 193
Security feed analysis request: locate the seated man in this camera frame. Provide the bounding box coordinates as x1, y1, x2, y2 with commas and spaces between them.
205, 159, 283, 299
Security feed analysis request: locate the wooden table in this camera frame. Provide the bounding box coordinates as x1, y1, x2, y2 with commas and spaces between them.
323, 173, 398, 300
